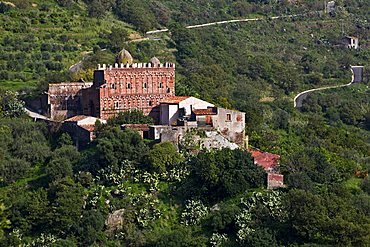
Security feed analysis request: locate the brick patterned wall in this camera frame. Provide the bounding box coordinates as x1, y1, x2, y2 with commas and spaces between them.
96, 65, 175, 120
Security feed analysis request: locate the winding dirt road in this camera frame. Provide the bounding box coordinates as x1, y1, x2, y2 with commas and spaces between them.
146, 13, 308, 35
294, 66, 364, 108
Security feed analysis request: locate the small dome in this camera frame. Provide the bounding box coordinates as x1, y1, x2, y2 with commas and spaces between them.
116, 49, 133, 64
149, 57, 161, 66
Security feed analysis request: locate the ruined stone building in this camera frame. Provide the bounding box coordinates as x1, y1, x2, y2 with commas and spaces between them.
249, 148, 284, 189
48, 82, 93, 119
152, 96, 246, 147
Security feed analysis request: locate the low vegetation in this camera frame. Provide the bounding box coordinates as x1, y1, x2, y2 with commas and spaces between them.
1, 0, 370, 246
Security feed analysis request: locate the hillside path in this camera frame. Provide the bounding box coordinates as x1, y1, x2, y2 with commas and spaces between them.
145, 12, 317, 35
294, 66, 364, 108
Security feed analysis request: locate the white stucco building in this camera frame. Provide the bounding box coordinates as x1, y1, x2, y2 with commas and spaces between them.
159, 96, 214, 125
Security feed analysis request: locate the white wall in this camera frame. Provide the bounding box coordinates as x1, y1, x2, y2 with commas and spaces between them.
159, 97, 214, 126
77, 116, 106, 125
168, 104, 179, 125
179, 97, 214, 115
160, 104, 179, 125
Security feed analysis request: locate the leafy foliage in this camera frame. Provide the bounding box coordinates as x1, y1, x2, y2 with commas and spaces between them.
107, 109, 153, 126
1, 0, 370, 246
182, 149, 265, 203
148, 142, 184, 173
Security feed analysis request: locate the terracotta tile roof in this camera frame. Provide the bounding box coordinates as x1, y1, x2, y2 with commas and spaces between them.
267, 173, 284, 182
65, 115, 91, 122
79, 124, 95, 132
122, 124, 150, 131
267, 173, 285, 189
49, 82, 93, 86
192, 108, 217, 115
160, 96, 190, 104
249, 148, 280, 172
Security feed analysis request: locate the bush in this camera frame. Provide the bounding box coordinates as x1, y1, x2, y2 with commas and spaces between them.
182, 148, 265, 203
148, 142, 184, 173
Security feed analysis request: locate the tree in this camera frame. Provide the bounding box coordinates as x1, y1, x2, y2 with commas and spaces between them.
361, 177, 370, 195
0, 203, 10, 239
87, 0, 110, 18
244, 228, 278, 247
115, 0, 157, 33
0, 157, 31, 185
108, 27, 130, 52
284, 189, 327, 242
183, 148, 265, 203
76, 210, 105, 245
148, 225, 207, 247
56, 133, 73, 147
46, 158, 73, 181
0, 2, 11, 13
47, 177, 84, 236
95, 127, 149, 169
107, 109, 153, 126
364, 110, 370, 130
56, 0, 75, 7
148, 142, 184, 173
0, 90, 25, 118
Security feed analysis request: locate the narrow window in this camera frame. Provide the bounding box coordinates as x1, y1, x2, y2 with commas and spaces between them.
159, 82, 163, 88
115, 102, 119, 109
127, 83, 131, 89
167, 88, 170, 93
149, 101, 153, 106
226, 113, 232, 121
143, 82, 147, 89
111, 83, 116, 89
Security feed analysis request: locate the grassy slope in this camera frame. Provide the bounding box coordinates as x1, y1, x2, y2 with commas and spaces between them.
0, 0, 136, 91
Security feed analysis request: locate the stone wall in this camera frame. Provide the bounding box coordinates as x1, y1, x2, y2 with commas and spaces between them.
48, 82, 93, 120
211, 108, 246, 147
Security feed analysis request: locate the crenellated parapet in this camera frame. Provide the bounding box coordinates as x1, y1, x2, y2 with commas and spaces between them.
97, 62, 175, 70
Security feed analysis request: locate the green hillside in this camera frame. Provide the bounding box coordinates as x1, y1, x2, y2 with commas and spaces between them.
1, 0, 370, 246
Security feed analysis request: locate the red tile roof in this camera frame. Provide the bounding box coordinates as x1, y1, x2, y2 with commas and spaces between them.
267, 173, 284, 182
122, 124, 150, 131
65, 115, 90, 122
267, 173, 285, 189
192, 108, 217, 115
160, 96, 190, 104
79, 124, 95, 132
249, 148, 280, 172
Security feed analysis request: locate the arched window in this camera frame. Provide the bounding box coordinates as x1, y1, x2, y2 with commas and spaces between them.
159, 82, 163, 88
111, 83, 116, 89
115, 102, 119, 109
143, 82, 147, 89
127, 83, 131, 89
